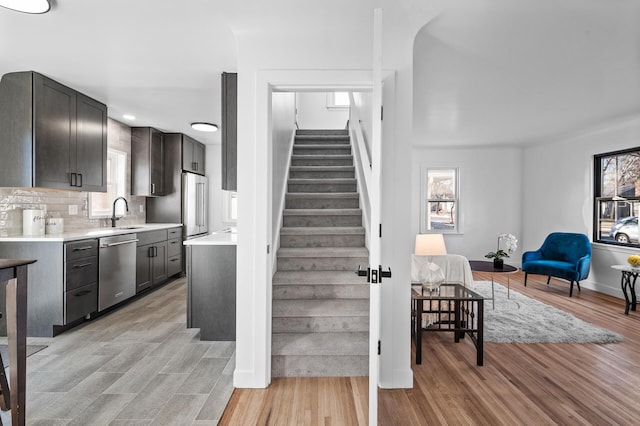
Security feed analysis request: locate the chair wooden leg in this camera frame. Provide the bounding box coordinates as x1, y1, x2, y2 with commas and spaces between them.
547, 276, 551, 285
576, 281, 581, 292
524, 273, 528, 287
569, 281, 574, 297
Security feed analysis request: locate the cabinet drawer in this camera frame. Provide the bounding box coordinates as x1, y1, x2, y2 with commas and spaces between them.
65, 283, 97, 324
65, 256, 98, 291
137, 229, 168, 246
167, 254, 182, 277
65, 239, 98, 261
167, 238, 181, 257
167, 227, 182, 239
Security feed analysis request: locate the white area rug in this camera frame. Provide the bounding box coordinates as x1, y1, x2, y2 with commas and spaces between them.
471, 281, 624, 344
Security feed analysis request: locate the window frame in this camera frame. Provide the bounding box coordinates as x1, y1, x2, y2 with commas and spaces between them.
593, 147, 640, 247
222, 190, 238, 224
326, 92, 350, 110
89, 148, 127, 218
420, 166, 460, 234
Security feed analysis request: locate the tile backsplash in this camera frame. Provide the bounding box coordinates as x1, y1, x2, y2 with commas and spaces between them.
0, 187, 146, 236
0, 119, 146, 237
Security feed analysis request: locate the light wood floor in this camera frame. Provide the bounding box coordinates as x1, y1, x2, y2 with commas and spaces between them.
1, 277, 235, 425
219, 271, 640, 425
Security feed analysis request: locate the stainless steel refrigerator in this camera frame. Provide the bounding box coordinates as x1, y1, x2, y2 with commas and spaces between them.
182, 172, 208, 238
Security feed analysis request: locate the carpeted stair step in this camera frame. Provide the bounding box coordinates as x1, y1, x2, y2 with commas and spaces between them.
288, 178, 356, 193
280, 226, 365, 248
285, 192, 359, 209
289, 166, 355, 179
296, 129, 348, 136
292, 144, 351, 156
271, 332, 368, 377
291, 155, 353, 167
283, 208, 362, 227
273, 270, 369, 300
277, 247, 369, 271
272, 299, 369, 332
294, 135, 350, 145
273, 270, 367, 285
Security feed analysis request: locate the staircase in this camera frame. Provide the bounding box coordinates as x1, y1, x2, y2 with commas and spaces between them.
272, 129, 370, 377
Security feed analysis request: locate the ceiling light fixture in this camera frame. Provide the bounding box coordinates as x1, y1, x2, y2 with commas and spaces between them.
0, 0, 50, 14
191, 122, 219, 132
122, 114, 136, 121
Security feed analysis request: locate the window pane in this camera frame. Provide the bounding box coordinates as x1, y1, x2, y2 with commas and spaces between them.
600, 156, 616, 197
333, 92, 350, 107
427, 169, 455, 200
426, 201, 456, 231
617, 152, 640, 197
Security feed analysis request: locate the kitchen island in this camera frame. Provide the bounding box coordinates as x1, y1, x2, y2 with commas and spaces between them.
184, 232, 237, 341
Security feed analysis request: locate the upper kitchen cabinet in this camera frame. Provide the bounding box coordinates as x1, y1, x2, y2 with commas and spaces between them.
221, 72, 237, 191
181, 134, 206, 175
0, 71, 107, 191
131, 127, 164, 196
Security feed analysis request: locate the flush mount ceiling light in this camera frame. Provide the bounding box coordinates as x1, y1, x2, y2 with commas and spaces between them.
122, 114, 136, 121
191, 122, 219, 132
0, 0, 51, 14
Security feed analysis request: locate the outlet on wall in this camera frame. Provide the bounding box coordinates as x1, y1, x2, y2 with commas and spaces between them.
68, 205, 78, 215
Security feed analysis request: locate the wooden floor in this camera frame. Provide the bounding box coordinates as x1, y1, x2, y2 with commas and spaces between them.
220, 271, 640, 425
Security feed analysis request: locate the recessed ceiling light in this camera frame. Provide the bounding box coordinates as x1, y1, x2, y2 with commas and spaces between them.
0, 0, 50, 14
191, 122, 219, 132
123, 114, 136, 121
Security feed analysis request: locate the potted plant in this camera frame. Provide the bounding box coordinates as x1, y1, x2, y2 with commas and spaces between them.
485, 233, 518, 269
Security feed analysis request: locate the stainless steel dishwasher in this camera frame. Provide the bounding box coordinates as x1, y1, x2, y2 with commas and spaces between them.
99, 233, 138, 311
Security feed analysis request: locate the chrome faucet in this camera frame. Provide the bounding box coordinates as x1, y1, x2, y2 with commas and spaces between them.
111, 197, 129, 227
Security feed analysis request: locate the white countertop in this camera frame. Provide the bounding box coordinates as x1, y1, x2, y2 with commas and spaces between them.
183, 232, 237, 246
0, 223, 183, 243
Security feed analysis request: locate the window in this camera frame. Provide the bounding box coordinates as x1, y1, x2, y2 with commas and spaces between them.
420, 167, 459, 233
594, 148, 640, 246
89, 149, 127, 217
326, 92, 350, 109
223, 191, 238, 223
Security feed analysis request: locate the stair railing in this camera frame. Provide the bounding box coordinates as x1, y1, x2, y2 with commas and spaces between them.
348, 92, 372, 246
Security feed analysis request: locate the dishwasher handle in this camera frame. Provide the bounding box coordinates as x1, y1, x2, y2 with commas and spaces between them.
100, 239, 139, 248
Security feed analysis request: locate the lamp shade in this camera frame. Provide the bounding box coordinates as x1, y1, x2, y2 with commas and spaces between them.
414, 234, 447, 256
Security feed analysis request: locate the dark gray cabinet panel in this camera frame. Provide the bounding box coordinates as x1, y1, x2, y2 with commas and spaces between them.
65, 283, 98, 324
136, 245, 153, 293
187, 244, 236, 341
64, 238, 98, 321
135, 228, 180, 293
0, 71, 107, 191
132, 127, 164, 196
182, 134, 206, 175
221, 72, 237, 191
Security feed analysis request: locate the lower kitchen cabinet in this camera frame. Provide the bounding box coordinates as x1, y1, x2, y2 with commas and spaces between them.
65, 283, 98, 324
135, 227, 181, 293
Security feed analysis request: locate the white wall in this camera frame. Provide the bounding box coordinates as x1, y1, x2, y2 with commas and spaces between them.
296, 92, 349, 129
205, 143, 235, 233
271, 92, 297, 268
522, 116, 640, 298
411, 146, 523, 262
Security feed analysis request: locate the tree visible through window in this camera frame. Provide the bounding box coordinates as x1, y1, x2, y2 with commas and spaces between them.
421, 167, 459, 233
594, 148, 640, 246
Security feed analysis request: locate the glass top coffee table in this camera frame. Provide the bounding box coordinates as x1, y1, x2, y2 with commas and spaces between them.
411, 283, 484, 366
469, 260, 518, 309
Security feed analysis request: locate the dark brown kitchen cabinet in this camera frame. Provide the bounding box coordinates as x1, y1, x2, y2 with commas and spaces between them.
132, 127, 164, 196
135, 229, 171, 293
0, 71, 107, 191
221, 72, 237, 191
181, 134, 206, 175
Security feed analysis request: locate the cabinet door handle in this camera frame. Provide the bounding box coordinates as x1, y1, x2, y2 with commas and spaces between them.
148, 246, 154, 257
192, 162, 197, 171
70, 172, 77, 187
72, 263, 93, 269
170, 258, 178, 262
74, 290, 91, 297
73, 246, 94, 252
78, 173, 83, 187
151, 183, 156, 194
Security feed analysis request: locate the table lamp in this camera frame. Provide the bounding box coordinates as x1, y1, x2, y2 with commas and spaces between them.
415, 234, 447, 293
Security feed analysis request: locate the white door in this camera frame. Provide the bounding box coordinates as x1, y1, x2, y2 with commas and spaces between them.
368, 8, 384, 426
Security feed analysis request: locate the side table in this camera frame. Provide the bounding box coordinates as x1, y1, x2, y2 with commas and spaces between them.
469, 260, 518, 309
611, 264, 639, 315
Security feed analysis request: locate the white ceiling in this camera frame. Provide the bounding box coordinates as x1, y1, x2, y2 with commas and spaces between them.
1, 0, 638, 147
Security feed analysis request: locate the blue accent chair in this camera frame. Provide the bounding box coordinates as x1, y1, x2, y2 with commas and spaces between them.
522, 232, 592, 297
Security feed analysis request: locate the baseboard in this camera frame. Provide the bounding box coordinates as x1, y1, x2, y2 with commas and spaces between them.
233, 369, 269, 388
379, 368, 414, 389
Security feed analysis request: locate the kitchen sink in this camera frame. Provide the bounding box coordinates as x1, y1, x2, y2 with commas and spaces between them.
118, 226, 144, 230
